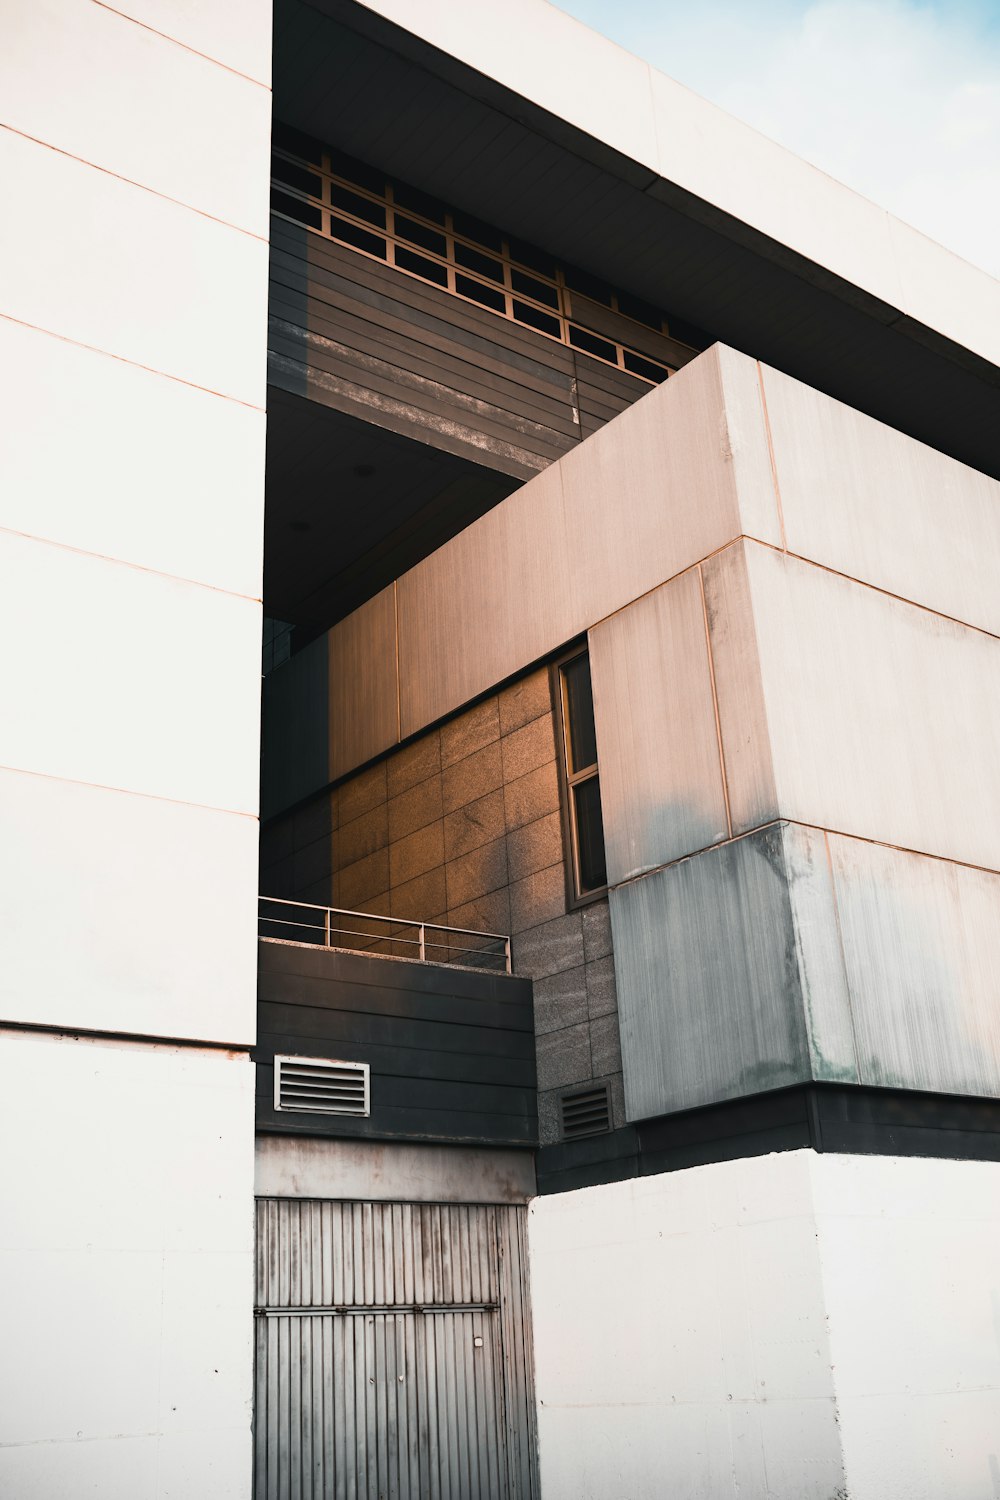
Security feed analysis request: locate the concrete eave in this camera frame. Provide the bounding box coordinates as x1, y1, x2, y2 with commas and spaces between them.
352, 0, 1000, 373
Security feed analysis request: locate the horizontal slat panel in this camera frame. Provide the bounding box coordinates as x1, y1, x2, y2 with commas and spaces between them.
267, 287, 581, 434
256, 1100, 536, 1145
266, 277, 574, 411
266, 211, 669, 473
257, 995, 534, 1056
258, 967, 534, 1030
257, 941, 536, 1146
266, 291, 575, 431
260, 1034, 534, 1076
269, 236, 569, 377
257, 1035, 536, 1091
267, 318, 574, 452
270, 221, 580, 376
276, 1056, 370, 1116
258, 943, 532, 1009
267, 351, 550, 478
268, 246, 579, 391
260, 1063, 534, 1117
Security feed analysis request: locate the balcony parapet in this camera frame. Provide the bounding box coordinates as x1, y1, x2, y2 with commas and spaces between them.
259, 895, 511, 974
256, 921, 535, 1148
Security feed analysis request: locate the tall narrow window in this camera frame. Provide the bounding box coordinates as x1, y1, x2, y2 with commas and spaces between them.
556, 649, 608, 900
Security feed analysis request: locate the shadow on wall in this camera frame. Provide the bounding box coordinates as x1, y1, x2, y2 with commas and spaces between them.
260, 663, 625, 1145
259, 627, 331, 818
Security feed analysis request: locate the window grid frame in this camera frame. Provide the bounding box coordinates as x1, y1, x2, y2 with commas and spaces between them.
271, 143, 687, 387
552, 646, 609, 909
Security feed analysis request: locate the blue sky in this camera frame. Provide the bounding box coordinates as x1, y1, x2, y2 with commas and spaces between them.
554, 0, 1000, 275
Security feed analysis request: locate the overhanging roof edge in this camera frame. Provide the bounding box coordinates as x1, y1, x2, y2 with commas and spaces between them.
333, 0, 999, 375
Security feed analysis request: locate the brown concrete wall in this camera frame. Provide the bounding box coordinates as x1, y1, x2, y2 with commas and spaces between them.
259, 664, 624, 1144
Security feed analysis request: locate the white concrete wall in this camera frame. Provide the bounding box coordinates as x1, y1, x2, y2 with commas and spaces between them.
759, 363, 1000, 637
0, 2, 271, 1494
529, 1151, 1000, 1500
706, 540, 1000, 870
0, 1032, 256, 1500
0, 1, 270, 1043
529, 1152, 846, 1500
815, 1155, 1000, 1500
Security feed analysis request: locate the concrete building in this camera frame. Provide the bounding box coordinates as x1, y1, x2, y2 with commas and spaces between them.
2, 2, 999, 1497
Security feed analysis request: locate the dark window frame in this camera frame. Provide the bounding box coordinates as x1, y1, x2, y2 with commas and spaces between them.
551, 645, 608, 908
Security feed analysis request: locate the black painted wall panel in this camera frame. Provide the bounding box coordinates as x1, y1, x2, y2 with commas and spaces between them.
535, 1083, 1000, 1195
256, 938, 536, 1147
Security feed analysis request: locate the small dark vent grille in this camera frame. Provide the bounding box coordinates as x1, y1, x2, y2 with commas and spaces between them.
560, 1084, 611, 1140
274, 1055, 370, 1116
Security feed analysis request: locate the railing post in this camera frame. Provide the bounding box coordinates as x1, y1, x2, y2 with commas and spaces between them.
504, 937, 511, 975
419, 923, 426, 962
324, 907, 331, 948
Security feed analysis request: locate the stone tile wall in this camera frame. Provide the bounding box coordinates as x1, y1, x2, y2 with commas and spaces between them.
259, 664, 624, 1144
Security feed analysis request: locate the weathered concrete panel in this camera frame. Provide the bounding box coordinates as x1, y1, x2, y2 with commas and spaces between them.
610, 825, 814, 1120
827, 834, 1000, 1098
612, 820, 1000, 1121
556, 344, 779, 629
761, 363, 1000, 636
589, 568, 729, 884
261, 346, 785, 819
699, 542, 777, 832
708, 541, 1000, 871
786, 826, 859, 1088
255, 1136, 536, 1202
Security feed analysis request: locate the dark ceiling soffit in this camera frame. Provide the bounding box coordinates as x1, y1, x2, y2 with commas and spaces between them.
297, 0, 998, 389
292, 0, 658, 190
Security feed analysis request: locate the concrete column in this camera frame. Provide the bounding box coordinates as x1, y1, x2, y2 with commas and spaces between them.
0, 3, 271, 1494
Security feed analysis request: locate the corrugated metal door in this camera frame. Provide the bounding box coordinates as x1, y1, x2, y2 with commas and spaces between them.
254, 1201, 538, 1500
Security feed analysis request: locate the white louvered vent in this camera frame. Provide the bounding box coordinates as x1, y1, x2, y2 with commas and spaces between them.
560, 1084, 611, 1140
274, 1055, 370, 1116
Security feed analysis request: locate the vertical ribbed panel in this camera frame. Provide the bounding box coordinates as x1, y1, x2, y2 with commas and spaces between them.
256, 1200, 502, 1309
496, 1206, 539, 1500
254, 1199, 537, 1499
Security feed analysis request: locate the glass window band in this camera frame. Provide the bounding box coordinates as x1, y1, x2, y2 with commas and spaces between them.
269, 139, 694, 388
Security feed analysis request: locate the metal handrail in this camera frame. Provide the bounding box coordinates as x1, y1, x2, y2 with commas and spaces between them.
258, 895, 512, 974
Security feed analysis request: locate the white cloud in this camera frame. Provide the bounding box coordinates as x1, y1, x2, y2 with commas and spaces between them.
554, 0, 1000, 276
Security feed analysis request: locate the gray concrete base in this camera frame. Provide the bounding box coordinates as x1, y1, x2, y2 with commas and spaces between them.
255, 1133, 537, 1203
